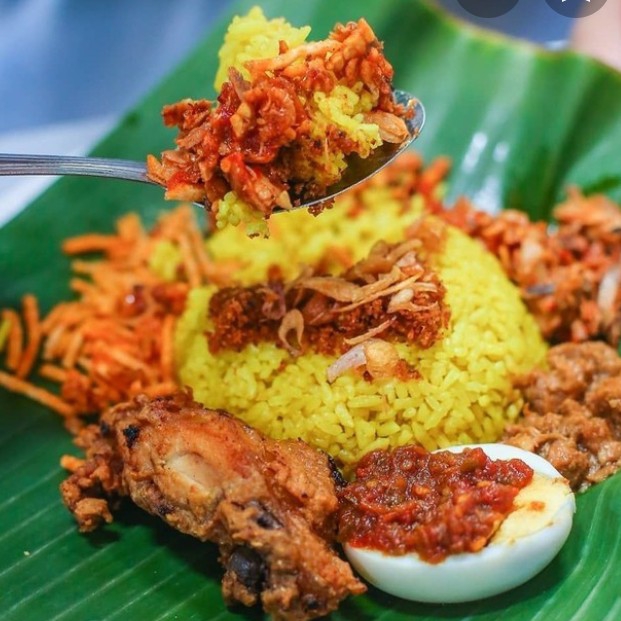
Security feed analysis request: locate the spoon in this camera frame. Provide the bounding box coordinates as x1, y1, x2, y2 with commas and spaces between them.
0, 91, 423, 213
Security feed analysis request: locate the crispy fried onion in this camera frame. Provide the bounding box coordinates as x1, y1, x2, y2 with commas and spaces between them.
277, 309, 304, 355
207, 222, 450, 380
326, 338, 403, 383
344, 319, 394, 346
291, 238, 429, 306
598, 265, 621, 324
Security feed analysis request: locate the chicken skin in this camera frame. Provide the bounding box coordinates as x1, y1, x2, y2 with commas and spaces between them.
60, 392, 364, 620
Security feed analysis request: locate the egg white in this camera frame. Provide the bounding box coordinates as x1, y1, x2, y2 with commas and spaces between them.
343, 443, 576, 603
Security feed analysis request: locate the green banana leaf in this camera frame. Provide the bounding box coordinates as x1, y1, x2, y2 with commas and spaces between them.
2, 1, 621, 619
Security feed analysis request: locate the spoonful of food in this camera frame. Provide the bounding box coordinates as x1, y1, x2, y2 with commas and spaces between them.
0, 92, 422, 215
1, 14, 426, 236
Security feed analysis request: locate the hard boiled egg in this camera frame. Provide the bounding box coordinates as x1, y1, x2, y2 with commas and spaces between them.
343, 443, 576, 603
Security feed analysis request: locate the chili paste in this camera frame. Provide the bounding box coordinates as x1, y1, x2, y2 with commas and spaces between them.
338, 446, 533, 564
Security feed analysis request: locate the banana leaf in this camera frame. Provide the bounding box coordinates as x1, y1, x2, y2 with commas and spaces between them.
2, 1, 621, 619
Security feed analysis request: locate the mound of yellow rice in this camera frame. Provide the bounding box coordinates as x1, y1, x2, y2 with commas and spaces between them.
213, 7, 384, 236
174, 183, 547, 469
214, 7, 311, 91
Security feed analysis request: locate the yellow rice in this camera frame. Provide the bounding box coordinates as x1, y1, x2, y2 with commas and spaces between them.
174, 186, 547, 469
214, 6, 311, 91
212, 7, 384, 236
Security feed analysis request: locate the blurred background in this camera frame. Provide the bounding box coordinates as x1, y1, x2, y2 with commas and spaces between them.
0, 0, 581, 133
0, 0, 613, 223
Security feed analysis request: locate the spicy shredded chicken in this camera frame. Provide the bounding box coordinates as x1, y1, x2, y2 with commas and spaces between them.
147, 18, 410, 219
207, 218, 450, 380
435, 190, 621, 345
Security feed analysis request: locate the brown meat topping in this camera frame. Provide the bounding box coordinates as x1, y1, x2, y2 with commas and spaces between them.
504, 342, 621, 491
60, 392, 364, 621
207, 220, 450, 368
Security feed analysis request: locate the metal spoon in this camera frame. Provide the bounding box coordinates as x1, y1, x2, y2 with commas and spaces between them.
0, 91, 423, 213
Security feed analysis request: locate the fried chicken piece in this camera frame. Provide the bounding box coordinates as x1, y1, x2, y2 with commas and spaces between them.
60, 392, 364, 620
60, 423, 124, 531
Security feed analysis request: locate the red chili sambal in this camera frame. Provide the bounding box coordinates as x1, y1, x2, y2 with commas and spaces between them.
338, 445, 534, 564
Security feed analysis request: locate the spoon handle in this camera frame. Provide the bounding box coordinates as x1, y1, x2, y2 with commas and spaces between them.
0, 153, 151, 184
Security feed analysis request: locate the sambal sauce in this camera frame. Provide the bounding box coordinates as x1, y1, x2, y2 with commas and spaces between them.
337, 446, 534, 564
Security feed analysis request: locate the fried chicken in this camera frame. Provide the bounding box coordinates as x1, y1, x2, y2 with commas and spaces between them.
60, 392, 364, 620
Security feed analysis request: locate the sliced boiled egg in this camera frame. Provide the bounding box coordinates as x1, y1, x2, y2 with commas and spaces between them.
343, 443, 575, 603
